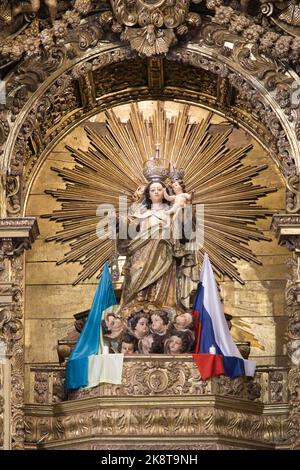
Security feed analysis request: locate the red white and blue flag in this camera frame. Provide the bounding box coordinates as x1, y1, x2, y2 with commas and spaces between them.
192, 253, 256, 380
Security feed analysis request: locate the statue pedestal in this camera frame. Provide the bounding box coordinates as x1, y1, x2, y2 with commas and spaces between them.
24, 356, 290, 450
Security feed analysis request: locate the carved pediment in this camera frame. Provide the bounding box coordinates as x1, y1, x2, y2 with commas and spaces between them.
101, 0, 202, 56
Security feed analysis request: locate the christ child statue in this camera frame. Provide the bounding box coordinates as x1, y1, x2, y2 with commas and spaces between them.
163, 179, 193, 251
163, 180, 192, 214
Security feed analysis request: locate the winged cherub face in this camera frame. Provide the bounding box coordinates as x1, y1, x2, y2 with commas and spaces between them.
169, 335, 183, 354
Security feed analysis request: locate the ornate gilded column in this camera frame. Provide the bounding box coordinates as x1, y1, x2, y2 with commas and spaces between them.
0, 341, 11, 450
0, 217, 39, 449
271, 214, 300, 449
0, 342, 4, 449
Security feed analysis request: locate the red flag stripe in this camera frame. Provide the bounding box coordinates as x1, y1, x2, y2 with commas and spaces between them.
192, 353, 225, 380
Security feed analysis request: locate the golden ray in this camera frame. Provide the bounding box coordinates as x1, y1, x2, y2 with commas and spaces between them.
43, 102, 275, 285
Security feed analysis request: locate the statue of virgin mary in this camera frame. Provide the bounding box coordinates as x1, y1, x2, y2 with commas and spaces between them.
117, 159, 199, 318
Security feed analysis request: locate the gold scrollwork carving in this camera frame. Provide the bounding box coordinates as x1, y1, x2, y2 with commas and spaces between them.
101, 0, 201, 56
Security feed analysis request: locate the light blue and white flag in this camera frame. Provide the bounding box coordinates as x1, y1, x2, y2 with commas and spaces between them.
66, 262, 117, 390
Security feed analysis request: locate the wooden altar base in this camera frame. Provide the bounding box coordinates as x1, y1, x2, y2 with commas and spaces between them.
24, 356, 290, 450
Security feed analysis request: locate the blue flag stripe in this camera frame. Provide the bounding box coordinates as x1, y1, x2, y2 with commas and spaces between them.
193, 281, 246, 379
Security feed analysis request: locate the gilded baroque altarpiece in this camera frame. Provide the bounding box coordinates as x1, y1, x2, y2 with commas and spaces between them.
0, 0, 300, 450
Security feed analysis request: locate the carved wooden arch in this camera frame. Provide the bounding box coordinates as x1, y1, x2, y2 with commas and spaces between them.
1, 43, 297, 217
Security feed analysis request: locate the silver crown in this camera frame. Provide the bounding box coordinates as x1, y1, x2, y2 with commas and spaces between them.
143, 159, 168, 182
143, 144, 168, 182
168, 163, 185, 181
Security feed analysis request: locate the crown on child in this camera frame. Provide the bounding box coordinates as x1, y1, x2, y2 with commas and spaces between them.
168, 163, 185, 181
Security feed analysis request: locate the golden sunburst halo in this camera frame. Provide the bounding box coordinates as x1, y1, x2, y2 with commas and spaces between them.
43, 102, 275, 285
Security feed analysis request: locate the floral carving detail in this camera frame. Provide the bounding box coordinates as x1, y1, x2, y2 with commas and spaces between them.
206, 0, 222, 9
275, 36, 292, 59
228, 15, 250, 33
40, 29, 55, 49
242, 24, 264, 42
0, 5, 94, 61
23, 37, 41, 57
53, 21, 68, 39
205, 0, 300, 67
214, 6, 234, 24
74, 0, 92, 15
259, 32, 280, 54
63, 10, 81, 27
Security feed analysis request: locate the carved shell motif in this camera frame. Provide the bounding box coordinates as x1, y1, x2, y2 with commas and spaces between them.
106, 0, 201, 56
111, 0, 189, 28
